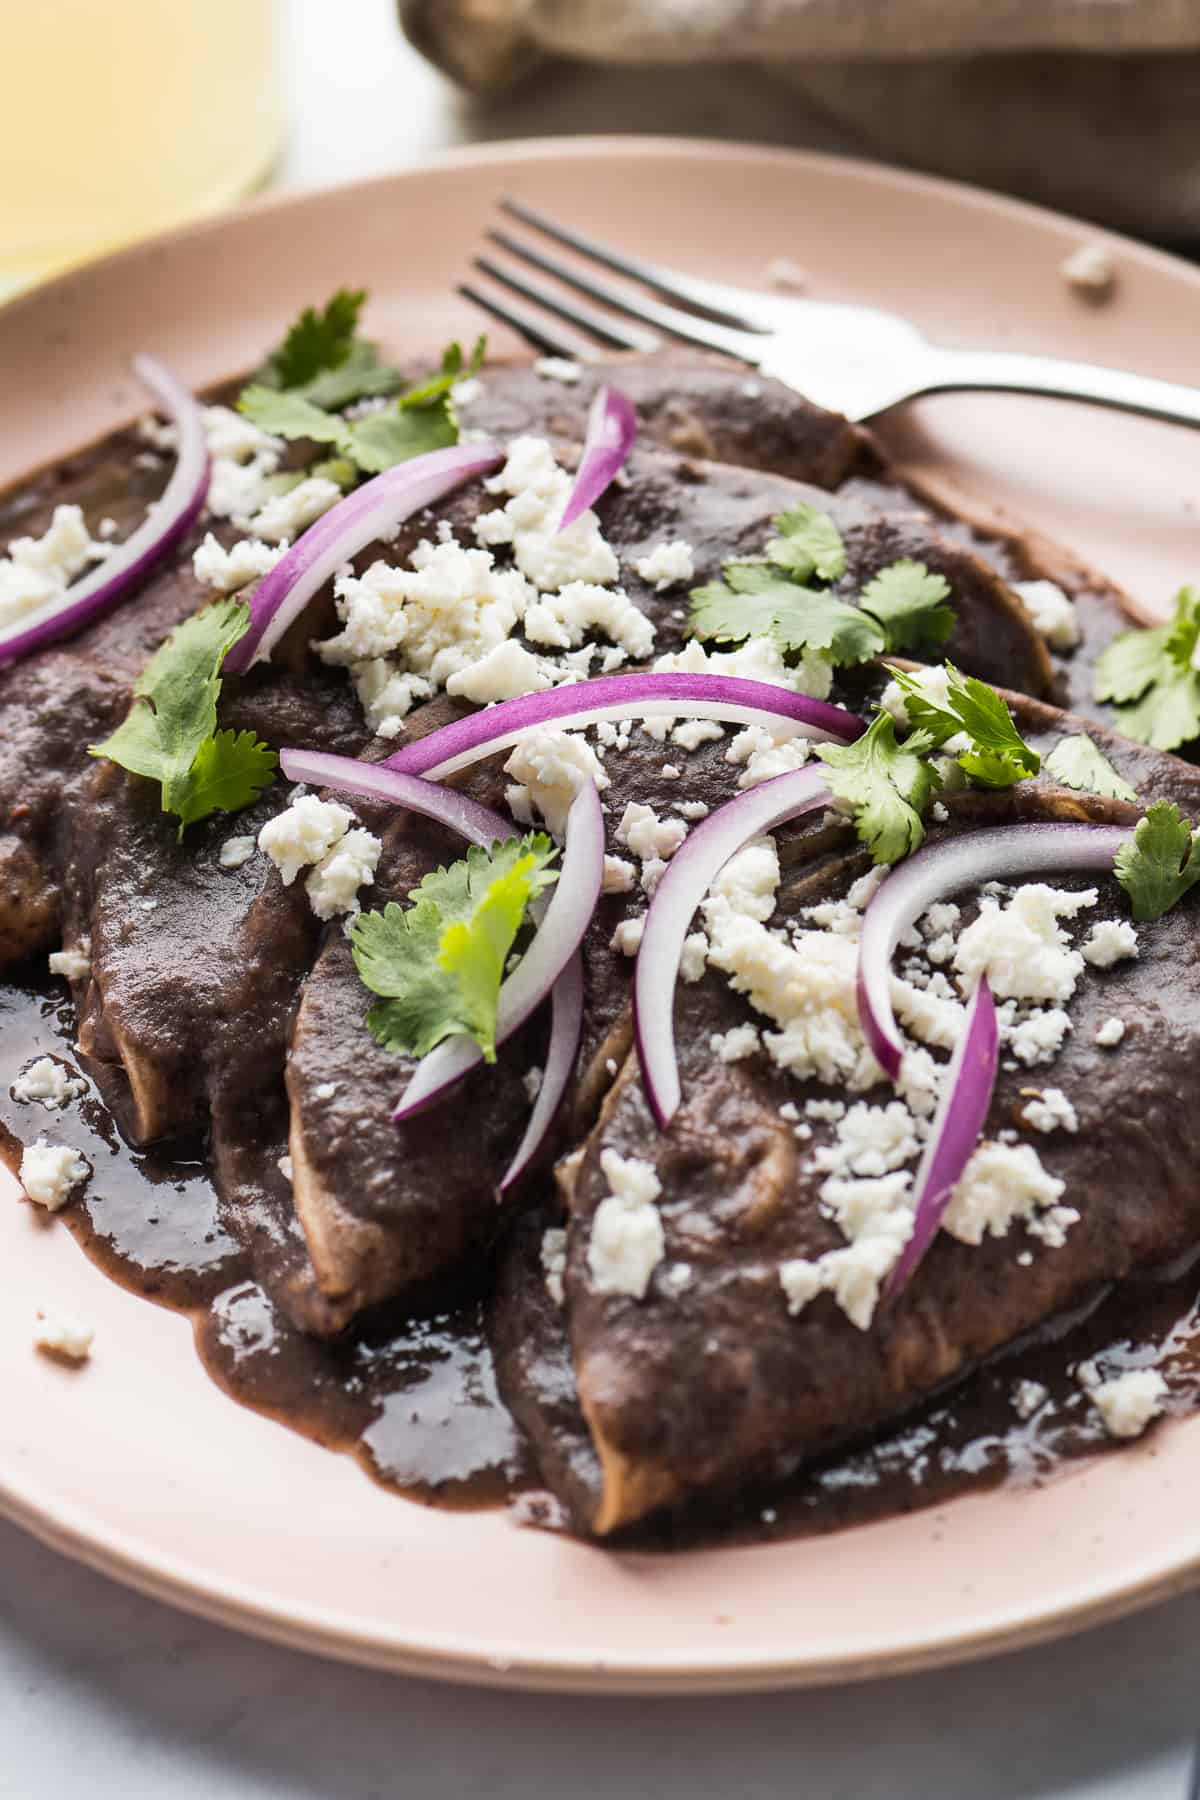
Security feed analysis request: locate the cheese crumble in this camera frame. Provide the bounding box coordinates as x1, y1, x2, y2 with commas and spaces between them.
954, 884, 1096, 1005
1085, 1368, 1167, 1439
12, 1057, 83, 1110
20, 1138, 89, 1211
1013, 579, 1082, 652
192, 532, 285, 594
33, 1305, 94, 1363
635, 540, 695, 590
48, 938, 91, 984
587, 1150, 666, 1299
1081, 919, 1138, 968
0, 503, 109, 632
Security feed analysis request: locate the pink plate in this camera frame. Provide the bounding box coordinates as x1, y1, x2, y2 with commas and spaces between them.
2, 136, 1199, 1692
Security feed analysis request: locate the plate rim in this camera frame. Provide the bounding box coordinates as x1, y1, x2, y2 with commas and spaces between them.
4, 131, 1200, 1693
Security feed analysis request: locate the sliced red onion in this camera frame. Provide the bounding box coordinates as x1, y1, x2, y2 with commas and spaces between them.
558, 383, 637, 532
280, 747, 589, 1171
885, 976, 998, 1299
393, 778, 605, 1119
224, 441, 503, 675
634, 766, 833, 1130
0, 355, 209, 666
384, 673, 863, 782
857, 821, 1133, 1081
278, 748, 510, 848
498, 954, 585, 1194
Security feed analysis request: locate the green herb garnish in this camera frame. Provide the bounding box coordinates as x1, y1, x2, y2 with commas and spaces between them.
1043, 734, 1137, 804
1114, 799, 1200, 921
351, 834, 559, 1063
689, 561, 882, 665
889, 663, 1040, 788
763, 503, 846, 583
261, 287, 370, 390
240, 331, 485, 476
1094, 586, 1200, 752
814, 714, 941, 865
689, 505, 954, 669
858, 561, 954, 657
89, 598, 276, 835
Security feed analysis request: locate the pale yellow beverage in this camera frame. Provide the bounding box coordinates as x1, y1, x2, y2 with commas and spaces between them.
0, 0, 283, 298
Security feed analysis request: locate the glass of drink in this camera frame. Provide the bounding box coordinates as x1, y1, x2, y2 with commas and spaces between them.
0, 0, 284, 299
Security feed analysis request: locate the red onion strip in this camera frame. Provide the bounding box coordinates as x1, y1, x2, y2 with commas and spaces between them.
224, 441, 503, 674
278, 747, 511, 848
384, 673, 863, 782
634, 766, 833, 1130
0, 355, 209, 666
557, 383, 637, 532
499, 955, 584, 1194
885, 976, 998, 1299
278, 747, 586, 1170
857, 821, 1133, 1080
393, 778, 605, 1119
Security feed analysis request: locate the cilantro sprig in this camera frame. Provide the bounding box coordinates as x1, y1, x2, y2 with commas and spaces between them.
688, 505, 954, 669
1114, 800, 1200, 921
89, 598, 277, 835
1043, 734, 1137, 804
240, 320, 486, 477
351, 835, 559, 1063
812, 661, 1038, 863
1094, 586, 1200, 752
815, 714, 941, 865
888, 663, 1040, 788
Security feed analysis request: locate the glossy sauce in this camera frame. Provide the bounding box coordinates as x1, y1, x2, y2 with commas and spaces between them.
4, 968, 1198, 1545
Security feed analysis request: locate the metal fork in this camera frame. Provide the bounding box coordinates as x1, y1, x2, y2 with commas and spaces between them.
460, 197, 1200, 429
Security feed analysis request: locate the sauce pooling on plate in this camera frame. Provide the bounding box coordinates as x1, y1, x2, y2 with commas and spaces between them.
4, 966, 1198, 1547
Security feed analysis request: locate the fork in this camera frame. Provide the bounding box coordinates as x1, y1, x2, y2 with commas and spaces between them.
460, 197, 1200, 429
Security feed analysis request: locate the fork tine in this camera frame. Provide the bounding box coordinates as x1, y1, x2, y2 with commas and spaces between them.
472, 254, 659, 354
499, 196, 773, 334
456, 282, 592, 360
485, 226, 761, 366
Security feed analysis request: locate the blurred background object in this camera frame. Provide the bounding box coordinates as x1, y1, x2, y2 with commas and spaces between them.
398, 0, 1200, 244
0, 0, 283, 298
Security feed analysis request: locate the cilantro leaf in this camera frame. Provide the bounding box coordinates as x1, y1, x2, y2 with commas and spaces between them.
341, 401, 457, 473
1113, 799, 1200, 921
690, 563, 884, 664
300, 343, 406, 411
237, 386, 353, 448
890, 663, 1040, 788
239, 331, 486, 475
814, 714, 940, 864
351, 834, 558, 1062
859, 560, 954, 657
89, 598, 276, 835
765, 504, 846, 583
1043, 734, 1138, 804
1094, 620, 1175, 706
399, 337, 486, 410
1110, 665, 1200, 753
338, 337, 485, 474
1094, 588, 1200, 752
265, 288, 367, 389
175, 730, 279, 829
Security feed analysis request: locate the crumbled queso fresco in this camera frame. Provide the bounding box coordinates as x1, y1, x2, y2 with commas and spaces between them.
258, 793, 382, 921
0, 504, 111, 634
19, 1138, 89, 1211
580, 839, 1130, 1333
33, 1305, 94, 1363
587, 1150, 666, 1300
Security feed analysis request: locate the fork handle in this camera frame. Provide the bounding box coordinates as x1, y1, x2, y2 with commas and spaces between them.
923, 347, 1200, 430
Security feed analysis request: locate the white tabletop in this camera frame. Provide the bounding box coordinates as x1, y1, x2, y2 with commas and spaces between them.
5, 4, 1198, 1794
